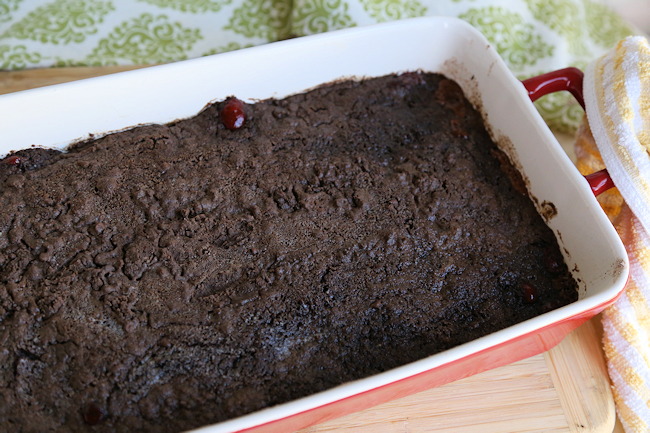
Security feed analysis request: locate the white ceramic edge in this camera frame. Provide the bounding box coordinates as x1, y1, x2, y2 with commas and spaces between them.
0, 17, 629, 433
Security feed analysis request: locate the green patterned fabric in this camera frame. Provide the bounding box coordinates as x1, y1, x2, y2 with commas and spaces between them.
0, 0, 635, 132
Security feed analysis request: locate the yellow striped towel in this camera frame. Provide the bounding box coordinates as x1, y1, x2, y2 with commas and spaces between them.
580, 36, 650, 432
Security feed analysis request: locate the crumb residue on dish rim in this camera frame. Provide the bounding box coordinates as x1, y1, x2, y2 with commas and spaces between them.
540, 200, 558, 221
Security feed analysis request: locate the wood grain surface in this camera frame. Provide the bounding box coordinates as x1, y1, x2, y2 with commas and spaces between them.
0, 66, 618, 433
298, 320, 614, 433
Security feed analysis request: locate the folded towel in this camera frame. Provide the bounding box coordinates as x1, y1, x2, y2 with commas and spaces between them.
580, 35, 650, 433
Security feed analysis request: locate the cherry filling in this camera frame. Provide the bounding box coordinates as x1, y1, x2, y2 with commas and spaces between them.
522, 283, 538, 304
82, 403, 105, 425
3, 155, 22, 166
544, 252, 562, 274
220, 97, 247, 130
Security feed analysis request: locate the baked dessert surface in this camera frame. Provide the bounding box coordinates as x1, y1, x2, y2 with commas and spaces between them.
0, 72, 577, 432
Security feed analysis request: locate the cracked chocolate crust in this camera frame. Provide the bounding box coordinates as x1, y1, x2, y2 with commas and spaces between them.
0, 72, 577, 432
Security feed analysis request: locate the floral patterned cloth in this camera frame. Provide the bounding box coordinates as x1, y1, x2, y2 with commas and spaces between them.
0, 0, 635, 132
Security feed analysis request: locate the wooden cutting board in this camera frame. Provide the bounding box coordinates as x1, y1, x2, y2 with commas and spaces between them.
299, 319, 615, 433
0, 67, 617, 433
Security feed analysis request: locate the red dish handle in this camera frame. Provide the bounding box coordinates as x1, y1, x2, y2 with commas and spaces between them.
522, 67, 586, 109
521, 67, 614, 197
584, 169, 615, 196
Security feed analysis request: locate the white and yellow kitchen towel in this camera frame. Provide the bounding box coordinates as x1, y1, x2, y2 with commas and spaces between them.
0, 0, 635, 133
578, 35, 650, 433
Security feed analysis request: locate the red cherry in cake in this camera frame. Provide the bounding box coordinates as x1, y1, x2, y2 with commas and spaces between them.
220, 97, 246, 130
522, 283, 538, 304
543, 248, 562, 274
3, 155, 22, 166
82, 403, 105, 425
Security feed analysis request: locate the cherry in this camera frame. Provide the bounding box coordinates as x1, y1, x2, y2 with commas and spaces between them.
522, 283, 538, 304
220, 97, 246, 130
3, 155, 22, 166
82, 403, 105, 425
543, 248, 562, 274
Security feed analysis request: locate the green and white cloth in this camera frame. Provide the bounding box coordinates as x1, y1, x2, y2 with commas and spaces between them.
0, 0, 635, 132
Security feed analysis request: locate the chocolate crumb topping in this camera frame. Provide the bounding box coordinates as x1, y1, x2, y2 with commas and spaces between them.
0, 72, 577, 432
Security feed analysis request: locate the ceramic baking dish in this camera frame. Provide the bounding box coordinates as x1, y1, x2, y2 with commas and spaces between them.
0, 16, 629, 433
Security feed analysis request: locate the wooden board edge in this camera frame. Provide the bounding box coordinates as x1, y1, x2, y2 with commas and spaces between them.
544, 317, 616, 433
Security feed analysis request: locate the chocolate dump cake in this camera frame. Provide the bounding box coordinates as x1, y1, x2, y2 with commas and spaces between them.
0, 72, 577, 432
